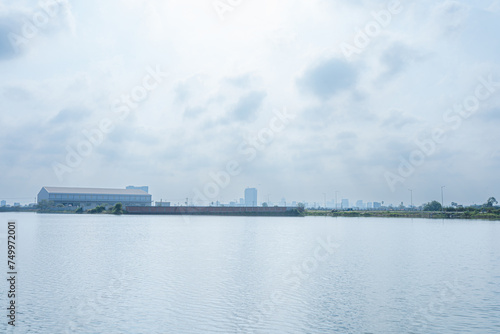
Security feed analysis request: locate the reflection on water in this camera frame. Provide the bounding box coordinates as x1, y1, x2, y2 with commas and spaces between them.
1, 213, 499, 333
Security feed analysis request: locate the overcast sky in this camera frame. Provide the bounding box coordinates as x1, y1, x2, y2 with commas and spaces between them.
1, 0, 499, 206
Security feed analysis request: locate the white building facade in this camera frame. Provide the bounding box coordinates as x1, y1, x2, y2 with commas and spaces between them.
37, 186, 152, 209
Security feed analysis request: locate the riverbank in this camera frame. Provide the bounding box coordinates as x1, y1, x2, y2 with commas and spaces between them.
4, 207, 500, 220
305, 210, 500, 220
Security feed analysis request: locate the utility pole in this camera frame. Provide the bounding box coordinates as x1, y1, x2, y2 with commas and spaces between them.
323, 193, 326, 209
408, 189, 413, 211
441, 186, 446, 211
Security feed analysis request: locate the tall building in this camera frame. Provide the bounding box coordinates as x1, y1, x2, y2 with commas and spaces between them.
356, 200, 364, 209
244, 188, 258, 207
37, 186, 152, 209
341, 199, 349, 209
373, 202, 382, 209
0, 200, 6, 207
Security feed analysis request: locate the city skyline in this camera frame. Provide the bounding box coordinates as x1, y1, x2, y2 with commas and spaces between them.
1, 1, 499, 207
0, 184, 489, 209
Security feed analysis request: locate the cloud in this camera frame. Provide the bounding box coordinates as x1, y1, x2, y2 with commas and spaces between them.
378, 42, 423, 81
0, 16, 22, 60
49, 108, 90, 124
0, 1, 76, 61
183, 106, 204, 119
2, 85, 32, 101
225, 73, 253, 88
227, 90, 267, 122
297, 58, 358, 100
431, 0, 470, 35
381, 110, 419, 129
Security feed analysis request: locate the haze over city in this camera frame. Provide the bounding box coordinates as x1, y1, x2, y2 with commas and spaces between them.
1, 0, 499, 206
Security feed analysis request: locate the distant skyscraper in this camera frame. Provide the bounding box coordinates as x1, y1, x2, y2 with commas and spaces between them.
373, 202, 382, 209
356, 200, 364, 209
341, 199, 349, 209
244, 188, 257, 207
0, 200, 6, 207
126, 185, 149, 193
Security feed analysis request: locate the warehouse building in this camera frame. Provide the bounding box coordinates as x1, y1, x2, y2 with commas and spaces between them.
37, 186, 152, 209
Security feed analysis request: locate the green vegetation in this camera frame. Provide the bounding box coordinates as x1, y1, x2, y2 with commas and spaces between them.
304, 197, 500, 221
0, 206, 37, 213
305, 209, 500, 220
88, 205, 106, 214
423, 200, 443, 211
38, 200, 55, 211
75, 203, 123, 214
485, 197, 498, 207
111, 203, 123, 215
35, 202, 125, 215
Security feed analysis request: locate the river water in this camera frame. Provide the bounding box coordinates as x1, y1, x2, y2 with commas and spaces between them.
1, 213, 499, 333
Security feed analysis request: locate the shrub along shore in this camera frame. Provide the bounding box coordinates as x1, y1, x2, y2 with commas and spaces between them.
3, 205, 500, 220
305, 209, 500, 220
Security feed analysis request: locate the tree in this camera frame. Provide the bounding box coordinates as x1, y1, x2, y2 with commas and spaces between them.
485, 197, 498, 207
112, 203, 123, 215
37, 200, 55, 210
297, 203, 305, 213
423, 200, 442, 211
75, 207, 84, 214
89, 205, 106, 214
262, 202, 268, 207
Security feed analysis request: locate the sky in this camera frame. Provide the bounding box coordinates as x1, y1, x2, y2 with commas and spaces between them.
0, 0, 499, 206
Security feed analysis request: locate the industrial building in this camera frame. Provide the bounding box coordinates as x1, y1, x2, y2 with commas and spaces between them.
37, 186, 152, 209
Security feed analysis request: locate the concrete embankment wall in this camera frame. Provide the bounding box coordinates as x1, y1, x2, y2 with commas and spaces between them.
126, 206, 299, 216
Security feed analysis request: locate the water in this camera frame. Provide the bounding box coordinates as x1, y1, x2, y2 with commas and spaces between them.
1, 213, 500, 333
